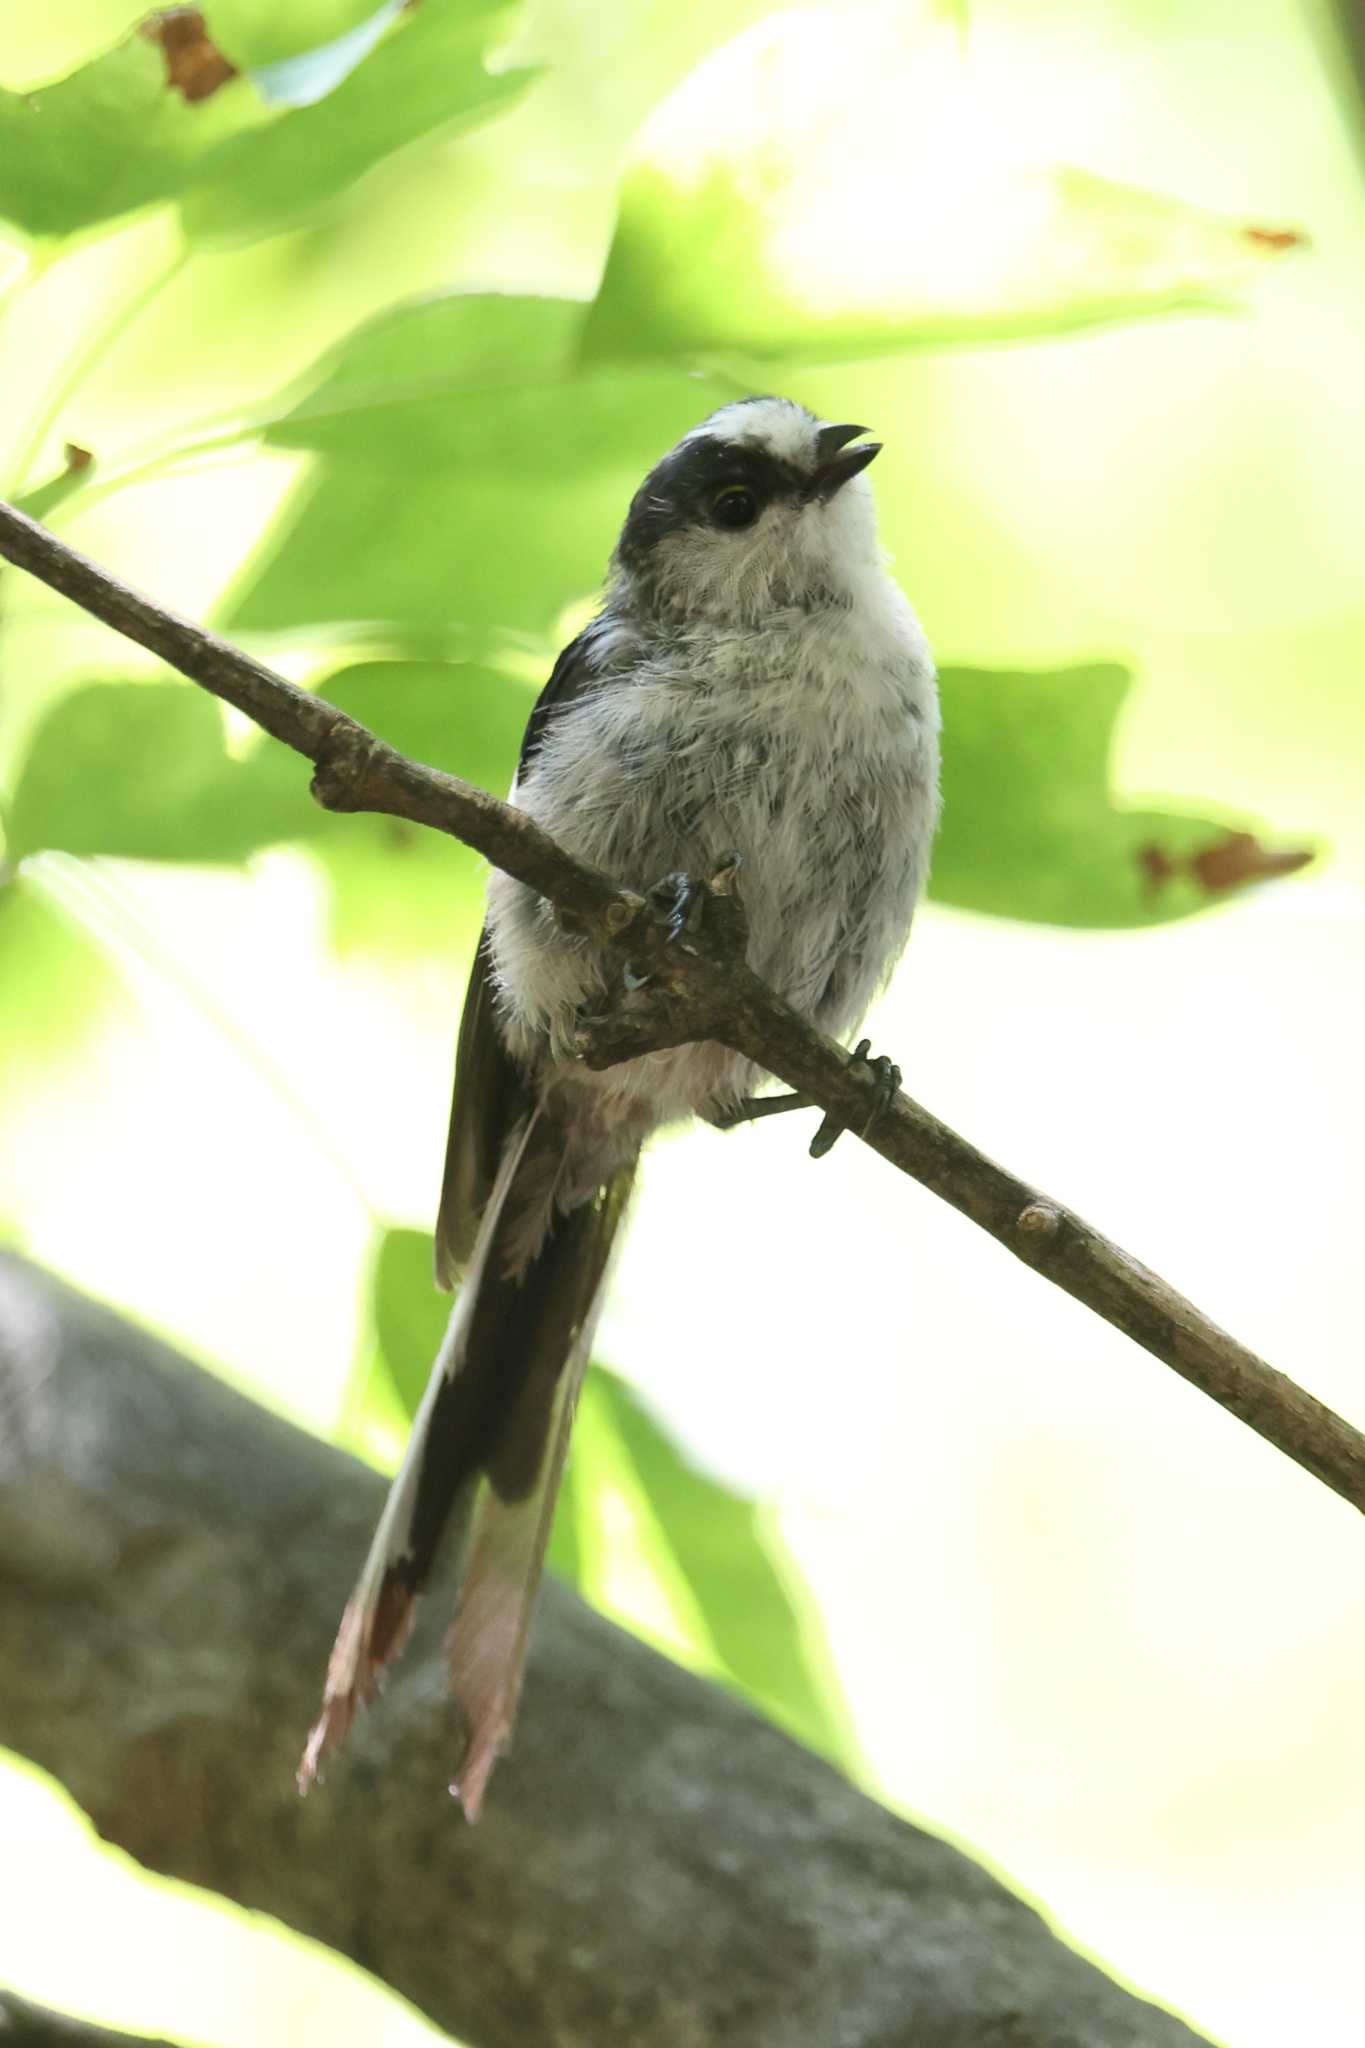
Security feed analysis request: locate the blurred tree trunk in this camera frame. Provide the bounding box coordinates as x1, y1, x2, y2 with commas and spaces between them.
0, 1253, 1210, 2048
1325, 0, 1365, 160
0, 1991, 179, 2046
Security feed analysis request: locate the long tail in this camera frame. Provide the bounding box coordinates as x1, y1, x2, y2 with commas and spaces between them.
299, 1111, 636, 1815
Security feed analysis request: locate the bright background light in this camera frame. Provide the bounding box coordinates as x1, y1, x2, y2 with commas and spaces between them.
2, 1, 1362, 2045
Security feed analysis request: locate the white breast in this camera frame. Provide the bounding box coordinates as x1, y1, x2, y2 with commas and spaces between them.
488, 564, 940, 1118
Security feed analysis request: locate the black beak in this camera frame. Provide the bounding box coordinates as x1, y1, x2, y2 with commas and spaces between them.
808, 423, 881, 502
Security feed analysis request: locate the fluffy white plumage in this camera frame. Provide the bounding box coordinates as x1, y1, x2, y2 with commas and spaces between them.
302, 396, 940, 1818
489, 397, 940, 1170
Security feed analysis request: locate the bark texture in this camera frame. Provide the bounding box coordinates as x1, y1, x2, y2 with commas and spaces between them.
0, 1254, 1210, 2048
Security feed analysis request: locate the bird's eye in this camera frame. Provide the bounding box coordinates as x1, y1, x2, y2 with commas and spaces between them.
711, 485, 759, 531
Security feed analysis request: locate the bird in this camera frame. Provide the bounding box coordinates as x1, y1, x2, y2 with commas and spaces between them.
299, 396, 941, 1817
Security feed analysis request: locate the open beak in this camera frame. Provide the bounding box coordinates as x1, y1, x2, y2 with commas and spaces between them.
808, 422, 881, 502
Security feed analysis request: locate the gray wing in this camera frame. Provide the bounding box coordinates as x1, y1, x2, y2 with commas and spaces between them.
432, 625, 605, 1290
433, 931, 528, 1287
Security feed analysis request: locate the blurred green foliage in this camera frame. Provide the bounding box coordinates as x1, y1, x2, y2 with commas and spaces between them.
0, 0, 529, 243
0, 0, 1324, 1789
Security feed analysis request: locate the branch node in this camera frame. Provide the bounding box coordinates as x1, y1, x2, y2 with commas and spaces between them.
604, 891, 645, 935
311, 718, 382, 813
700, 867, 750, 963
1015, 1201, 1062, 1245
573, 984, 708, 1069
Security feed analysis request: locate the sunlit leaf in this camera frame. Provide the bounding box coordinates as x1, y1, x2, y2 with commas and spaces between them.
230, 300, 725, 637
584, 3, 1302, 363
567, 1368, 856, 1764
2, 661, 518, 965
327, 657, 535, 788
307, 659, 530, 951
308, 813, 488, 955
249, 1, 405, 106
208, 0, 395, 74
4, 657, 534, 879
932, 664, 1311, 927
544, 1450, 585, 1584
6, 682, 308, 864
0, 875, 114, 1070
266, 292, 586, 439
371, 1224, 448, 1414
0, 18, 263, 239
0, 1, 531, 246
227, 459, 608, 641
179, 0, 535, 246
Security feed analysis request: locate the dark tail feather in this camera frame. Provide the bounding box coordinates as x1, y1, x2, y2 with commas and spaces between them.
299, 1114, 635, 1801
449, 1159, 635, 1818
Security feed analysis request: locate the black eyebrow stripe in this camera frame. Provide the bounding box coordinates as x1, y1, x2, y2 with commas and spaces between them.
678, 441, 805, 495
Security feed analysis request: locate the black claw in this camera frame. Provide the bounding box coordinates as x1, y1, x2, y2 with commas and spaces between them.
626, 858, 749, 994
809, 1039, 902, 1159
645, 870, 703, 944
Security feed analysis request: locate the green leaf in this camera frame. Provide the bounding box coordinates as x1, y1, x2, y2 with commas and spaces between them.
543, 1449, 584, 1584
231, 298, 725, 639
5, 659, 533, 880
0, 2, 530, 247
267, 292, 587, 443
307, 811, 488, 956
9, 665, 1298, 937
568, 1369, 856, 1764
583, 6, 1301, 363
209, 0, 397, 74
371, 1225, 449, 1415
228, 458, 591, 642
0, 874, 114, 1070
324, 657, 535, 790
6, 682, 308, 864
0, 21, 263, 240
179, 0, 535, 247
306, 659, 531, 951
931, 665, 1311, 927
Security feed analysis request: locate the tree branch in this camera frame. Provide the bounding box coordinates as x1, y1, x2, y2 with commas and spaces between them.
0, 1991, 179, 2047
0, 1255, 1213, 2048
1, 496, 1362, 1523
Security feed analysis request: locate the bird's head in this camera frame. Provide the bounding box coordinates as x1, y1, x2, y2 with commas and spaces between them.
612, 397, 884, 622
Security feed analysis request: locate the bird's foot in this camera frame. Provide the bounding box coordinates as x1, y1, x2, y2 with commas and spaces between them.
710, 1090, 814, 1131
621, 853, 746, 989
574, 855, 749, 1068
645, 869, 704, 945
809, 1039, 902, 1159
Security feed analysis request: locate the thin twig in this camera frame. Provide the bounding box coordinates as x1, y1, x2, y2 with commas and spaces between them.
713, 1090, 817, 1127
6, 245, 191, 497
1, 495, 1362, 1520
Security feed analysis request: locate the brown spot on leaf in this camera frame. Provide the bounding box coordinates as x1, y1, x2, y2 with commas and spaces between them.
141, 8, 238, 103
1243, 224, 1308, 254
1138, 829, 1314, 901
1137, 843, 1177, 895
1190, 830, 1314, 893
